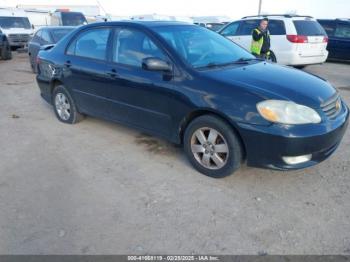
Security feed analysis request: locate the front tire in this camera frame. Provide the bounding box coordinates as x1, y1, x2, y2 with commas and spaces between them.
184, 115, 243, 178
52, 85, 84, 124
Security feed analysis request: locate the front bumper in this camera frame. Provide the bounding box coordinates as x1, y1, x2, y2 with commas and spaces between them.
237, 101, 349, 170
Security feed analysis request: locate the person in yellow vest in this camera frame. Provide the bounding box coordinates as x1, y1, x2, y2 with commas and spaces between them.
251, 18, 271, 60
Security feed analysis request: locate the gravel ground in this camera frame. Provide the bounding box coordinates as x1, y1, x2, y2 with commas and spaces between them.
0, 53, 349, 255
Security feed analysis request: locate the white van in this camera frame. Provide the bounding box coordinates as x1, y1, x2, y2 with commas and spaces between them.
0, 8, 33, 48
219, 15, 329, 67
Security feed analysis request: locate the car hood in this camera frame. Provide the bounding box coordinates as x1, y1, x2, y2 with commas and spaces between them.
201, 61, 336, 108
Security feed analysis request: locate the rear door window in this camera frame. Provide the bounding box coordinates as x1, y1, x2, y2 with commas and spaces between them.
220, 21, 240, 37
334, 23, 350, 39
293, 20, 326, 36
67, 28, 111, 60
268, 20, 286, 35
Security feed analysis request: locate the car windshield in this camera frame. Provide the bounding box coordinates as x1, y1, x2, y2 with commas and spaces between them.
155, 25, 255, 69
61, 12, 87, 26
293, 20, 326, 36
0, 17, 31, 29
51, 28, 74, 43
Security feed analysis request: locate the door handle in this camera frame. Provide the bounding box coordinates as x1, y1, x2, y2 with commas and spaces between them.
106, 69, 118, 78
64, 60, 71, 68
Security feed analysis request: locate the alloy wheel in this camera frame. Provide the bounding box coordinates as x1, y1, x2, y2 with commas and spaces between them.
190, 127, 229, 170
55, 93, 71, 121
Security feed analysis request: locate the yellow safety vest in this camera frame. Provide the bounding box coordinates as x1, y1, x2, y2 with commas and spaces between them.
251, 28, 270, 55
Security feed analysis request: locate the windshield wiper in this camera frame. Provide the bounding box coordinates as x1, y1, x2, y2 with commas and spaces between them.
234, 57, 264, 63
196, 57, 263, 69
196, 62, 225, 69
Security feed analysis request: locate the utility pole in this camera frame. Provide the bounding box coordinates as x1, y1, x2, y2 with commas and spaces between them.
258, 0, 262, 15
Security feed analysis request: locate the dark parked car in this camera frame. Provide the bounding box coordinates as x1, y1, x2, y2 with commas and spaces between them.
36, 21, 349, 177
318, 19, 350, 61
0, 29, 12, 60
195, 22, 226, 31
28, 26, 74, 72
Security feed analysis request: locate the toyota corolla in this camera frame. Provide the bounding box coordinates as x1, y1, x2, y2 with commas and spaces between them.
36, 21, 349, 178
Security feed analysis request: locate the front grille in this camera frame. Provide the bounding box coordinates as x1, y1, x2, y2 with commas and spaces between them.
321, 93, 342, 119
8, 34, 30, 43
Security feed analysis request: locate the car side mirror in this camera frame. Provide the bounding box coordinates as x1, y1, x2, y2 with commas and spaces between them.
142, 57, 172, 72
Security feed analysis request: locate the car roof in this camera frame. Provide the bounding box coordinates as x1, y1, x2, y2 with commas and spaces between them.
318, 18, 350, 23
83, 20, 193, 29
39, 26, 76, 31
241, 14, 313, 19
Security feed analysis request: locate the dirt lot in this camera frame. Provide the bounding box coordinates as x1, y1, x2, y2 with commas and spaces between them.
0, 53, 349, 255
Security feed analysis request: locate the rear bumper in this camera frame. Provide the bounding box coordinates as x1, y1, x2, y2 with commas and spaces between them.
277, 50, 328, 66
237, 101, 349, 170
36, 75, 52, 104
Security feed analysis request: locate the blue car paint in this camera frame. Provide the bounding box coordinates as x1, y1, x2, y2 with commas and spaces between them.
36, 21, 349, 170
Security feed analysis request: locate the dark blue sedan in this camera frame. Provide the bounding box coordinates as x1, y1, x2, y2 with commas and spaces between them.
36, 21, 349, 177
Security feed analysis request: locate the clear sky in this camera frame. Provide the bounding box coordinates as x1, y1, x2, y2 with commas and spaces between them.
0, 0, 349, 19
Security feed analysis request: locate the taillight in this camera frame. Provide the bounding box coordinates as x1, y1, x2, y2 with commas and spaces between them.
323, 36, 328, 43
286, 35, 308, 43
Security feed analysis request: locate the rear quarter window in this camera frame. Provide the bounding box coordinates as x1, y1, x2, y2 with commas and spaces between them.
66, 28, 110, 60
293, 20, 326, 36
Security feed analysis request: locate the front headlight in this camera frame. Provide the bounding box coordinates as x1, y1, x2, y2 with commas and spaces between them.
257, 100, 321, 124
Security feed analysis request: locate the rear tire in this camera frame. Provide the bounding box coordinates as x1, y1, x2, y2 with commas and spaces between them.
183, 115, 243, 178
52, 85, 84, 124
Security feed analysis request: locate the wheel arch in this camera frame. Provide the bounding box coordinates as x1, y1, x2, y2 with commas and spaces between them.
50, 79, 64, 96
270, 50, 277, 63
50, 79, 83, 114
178, 109, 247, 159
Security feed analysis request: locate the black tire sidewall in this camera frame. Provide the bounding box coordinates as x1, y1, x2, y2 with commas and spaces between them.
184, 115, 242, 178
269, 51, 277, 63
52, 85, 79, 124
2, 41, 12, 60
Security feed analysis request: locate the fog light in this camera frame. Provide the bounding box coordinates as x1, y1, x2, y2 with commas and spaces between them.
282, 154, 312, 165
